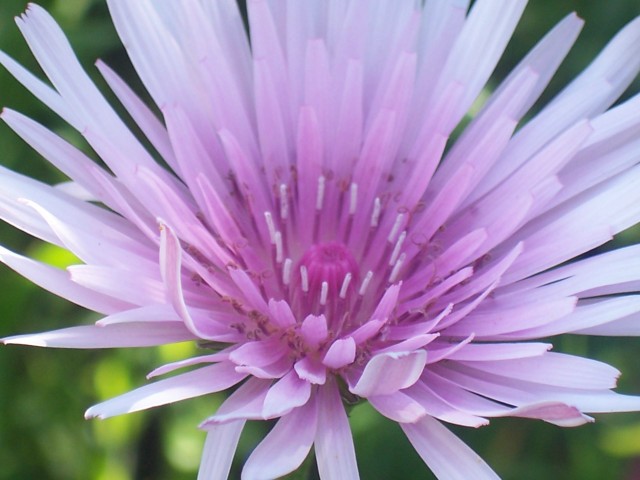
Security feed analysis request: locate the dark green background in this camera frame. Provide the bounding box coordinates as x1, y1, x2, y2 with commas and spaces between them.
1, 1, 640, 478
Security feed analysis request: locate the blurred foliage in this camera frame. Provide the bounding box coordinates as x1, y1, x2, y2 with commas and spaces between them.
1, 1, 640, 479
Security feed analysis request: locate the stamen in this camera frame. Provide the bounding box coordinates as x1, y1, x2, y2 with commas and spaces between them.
320, 281, 329, 305
316, 175, 326, 211
339, 272, 353, 299
389, 253, 406, 283
389, 230, 407, 266
274, 231, 284, 263
279, 184, 289, 220
359, 270, 373, 296
283, 258, 292, 285
388, 213, 405, 243
264, 211, 276, 244
349, 183, 358, 215
300, 266, 309, 293
371, 197, 382, 227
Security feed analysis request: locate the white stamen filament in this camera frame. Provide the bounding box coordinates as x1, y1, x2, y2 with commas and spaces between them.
389, 230, 407, 266
279, 184, 289, 220
274, 231, 284, 263
388, 213, 405, 242
359, 270, 373, 296
316, 175, 326, 211
264, 211, 276, 244
320, 281, 329, 305
389, 253, 406, 283
300, 266, 309, 293
371, 197, 382, 227
339, 273, 353, 299
283, 258, 292, 285
349, 183, 358, 215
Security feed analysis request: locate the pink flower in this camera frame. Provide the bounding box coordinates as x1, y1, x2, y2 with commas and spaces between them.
2, 1, 640, 478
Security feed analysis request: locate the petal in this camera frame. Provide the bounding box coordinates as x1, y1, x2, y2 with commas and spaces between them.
159, 223, 228, 340
401, 416, 500, 480
228, 267, 270, 315
242, 396, 317, 480
506, 402, 592, 427
201, 378, 270, 426
444, 342, 552, 361
323, 337, 356, 369
300, 314, 329, 348
147, 350, 232, 379
294, 356, 327, 385
315, 380, 360, 480
262, 369, 312, 418
369, 391, 427, 423
350, 350, 426, 397
95, 304, 181, 326
0, 245, 131, 314
85, 362, 245, 419
198, 421, 245, 480
2, 322, 195, 349
229, 338, 289, 368
267, 298, 297, 328
457, 351, 620, 390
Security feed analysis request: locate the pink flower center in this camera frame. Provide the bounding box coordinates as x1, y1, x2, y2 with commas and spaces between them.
295, 242, 359, 304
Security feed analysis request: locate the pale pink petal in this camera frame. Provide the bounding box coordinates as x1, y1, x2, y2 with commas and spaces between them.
300, 314, 328, 348
457, 352, 620, 390
198, 421, 245, 480
294, 356, 327, 385
2, 322, 195, 349
505, 402, 592, 427
315, 380, 360, 480
0, 245, 131, 314
147, 350, 232, 379
229, 338, 289, 368
405, 381, 489, 428
269, 299, 296, 328
323, 337, 356, 369
86, 362, 245, 419
201, 378, 270, 426
262, 369, 311, 418
242, 396, 317, 480
402, 415, 500, 480
159, 223, 228, 340
350, 351, 427, 397
369, 391, 427, 423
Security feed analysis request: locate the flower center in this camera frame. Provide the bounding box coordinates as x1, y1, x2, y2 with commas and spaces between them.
295, 242, 359, 305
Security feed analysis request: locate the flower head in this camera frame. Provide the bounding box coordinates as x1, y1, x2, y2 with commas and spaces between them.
3, 1, 640, 478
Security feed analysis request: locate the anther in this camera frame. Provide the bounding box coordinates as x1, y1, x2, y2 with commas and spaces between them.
264, 211, 276, 244
283, 258, 292, 285
279, 184, 289, 220
300, 266, 309, 293
320, 281, 329, 305
389, 230, 407, 266
316, 175, 326, 211
349, 183, 358, 215
388, 213, 405, 243
339, 273, 353, 299
359, 270, 373, 296
371, 197, 382, 227
275, 231, 284, 263
389, 253, 406, 283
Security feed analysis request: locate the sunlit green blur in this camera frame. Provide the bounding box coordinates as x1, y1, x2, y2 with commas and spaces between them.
1, 1, 640, 479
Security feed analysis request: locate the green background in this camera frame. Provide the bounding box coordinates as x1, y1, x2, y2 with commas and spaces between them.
1, 1, 640, 478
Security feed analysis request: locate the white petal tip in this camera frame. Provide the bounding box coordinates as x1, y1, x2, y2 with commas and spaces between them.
1, 336, 48, 347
